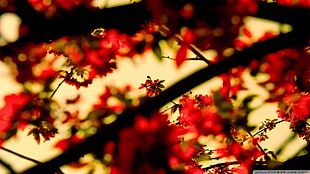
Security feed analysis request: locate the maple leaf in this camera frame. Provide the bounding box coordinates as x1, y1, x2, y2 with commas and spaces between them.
139, 76, 165, 96
27, 123, 58, 144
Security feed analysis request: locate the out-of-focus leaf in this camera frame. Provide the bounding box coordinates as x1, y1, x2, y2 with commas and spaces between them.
242, 94, 258, 109
175, 45, 188, 67
195, 153, 212, 162
152, 41, 162, 61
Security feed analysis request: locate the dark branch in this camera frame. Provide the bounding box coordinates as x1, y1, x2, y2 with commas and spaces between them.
0, 158, 16, 174
254, 2, 310, 27
0, 2, 309, 57
0, 2, 151, 56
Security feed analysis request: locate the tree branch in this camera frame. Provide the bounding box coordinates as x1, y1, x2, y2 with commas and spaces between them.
0, 2, 309, 57
21, 25, 309, 173
0, 1, 151, 57
254, 2, 310, 27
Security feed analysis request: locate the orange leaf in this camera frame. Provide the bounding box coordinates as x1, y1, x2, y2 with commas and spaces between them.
68, 161, 89, 169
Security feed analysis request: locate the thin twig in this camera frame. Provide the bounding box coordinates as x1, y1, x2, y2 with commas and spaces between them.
246, 129, 270, 161
162, 56, 206, 61
49, 78, 66, 100
1, 147, 65, 174
1, 147, 41, 164
160, 101, 179, 114
252, 120, 284, 137
49, 69, 74, 100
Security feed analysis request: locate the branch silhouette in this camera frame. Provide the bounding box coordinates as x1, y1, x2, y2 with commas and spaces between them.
0, 2, 309, 56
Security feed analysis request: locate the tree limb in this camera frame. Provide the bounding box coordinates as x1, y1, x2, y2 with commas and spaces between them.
0, 1, 151, 57
0, 2, 309, 57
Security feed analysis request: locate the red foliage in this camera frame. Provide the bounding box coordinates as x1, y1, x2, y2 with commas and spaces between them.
277, 0, 310, 8
111, 113, 175, 174
145, 0, 258, 61
54, 134, 84, 151
139, 76, 165, 96
27, 0, 94, 17
217, 142, 262, 171
0, 94, 32, 133
292, 94, 310, 120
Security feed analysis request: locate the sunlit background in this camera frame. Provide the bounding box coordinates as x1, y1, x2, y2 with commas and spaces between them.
0, 0, 307, 173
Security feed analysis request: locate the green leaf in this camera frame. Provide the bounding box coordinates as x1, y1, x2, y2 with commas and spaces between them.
220, 101, 233, 112
213, 90, 224, 104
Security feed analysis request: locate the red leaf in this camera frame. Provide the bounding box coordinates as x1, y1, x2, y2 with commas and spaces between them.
38, 69, 57, 81
104, 141, 116, 155
54, 139, 70, 151
293, 94, 310, 119
243, 27, 252, 38
182, 27, 195, 43
0, 120, 11, 133
234, 39, 247, 49
0, 94, 31, 120
175, 45, 188, 67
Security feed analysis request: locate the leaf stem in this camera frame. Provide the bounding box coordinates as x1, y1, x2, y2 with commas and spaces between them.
1, 147, 64, 174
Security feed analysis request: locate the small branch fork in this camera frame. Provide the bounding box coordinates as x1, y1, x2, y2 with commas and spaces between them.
161, 56, 208, 62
